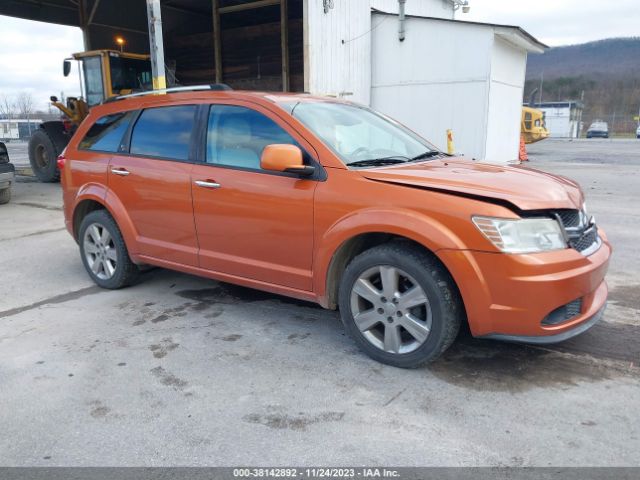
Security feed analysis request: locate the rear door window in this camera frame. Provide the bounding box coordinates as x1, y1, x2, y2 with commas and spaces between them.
79, 111, 135, 152
130, 105, 197, 161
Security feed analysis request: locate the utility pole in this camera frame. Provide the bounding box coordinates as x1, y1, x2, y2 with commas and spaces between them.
539, 72, 544, 105
146, 0, 167, 91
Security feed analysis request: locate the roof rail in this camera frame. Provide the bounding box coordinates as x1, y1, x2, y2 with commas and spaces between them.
107, 84, 232, 102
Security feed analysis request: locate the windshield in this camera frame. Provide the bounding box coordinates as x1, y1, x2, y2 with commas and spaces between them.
285, 101, 438, 166
109, 56, 152, 93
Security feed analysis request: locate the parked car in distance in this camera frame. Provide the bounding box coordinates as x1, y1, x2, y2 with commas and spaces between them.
59, 86, 611, 368
586, 120, 609, 138
636, 125, 640, 139
0, 141, 15, 205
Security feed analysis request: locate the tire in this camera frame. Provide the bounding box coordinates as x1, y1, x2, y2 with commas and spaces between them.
78, 210, 139, 289
28, 129, 61, 183
0, 187, 10, 205
338, 241, 463, 368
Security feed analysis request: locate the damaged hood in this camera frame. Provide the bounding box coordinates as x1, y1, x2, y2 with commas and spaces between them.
359, 157, 584, 211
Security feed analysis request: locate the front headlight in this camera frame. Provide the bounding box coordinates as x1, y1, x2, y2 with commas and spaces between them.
472, 216, 567, 254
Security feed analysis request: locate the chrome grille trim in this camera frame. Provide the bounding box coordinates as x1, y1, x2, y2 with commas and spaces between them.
552, 208, 601, 256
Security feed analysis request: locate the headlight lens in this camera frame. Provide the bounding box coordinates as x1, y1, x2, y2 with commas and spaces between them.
472, 216, 567, 254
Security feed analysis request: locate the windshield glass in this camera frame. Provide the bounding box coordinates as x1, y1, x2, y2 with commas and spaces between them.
82, 56, 104, 106
109, 56, 152, 93
286, 101, 437, 166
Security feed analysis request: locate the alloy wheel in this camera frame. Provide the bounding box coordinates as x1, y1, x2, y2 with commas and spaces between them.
83, 223, 118, 280
349, 265, 432, 354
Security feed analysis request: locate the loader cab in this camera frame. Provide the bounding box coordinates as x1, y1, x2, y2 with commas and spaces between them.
521, 106, 549, 144
64, 50, 152, 106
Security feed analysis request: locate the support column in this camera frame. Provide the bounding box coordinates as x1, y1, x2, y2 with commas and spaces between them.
280, 0, 289, 91
212, 0, 223, 83
78, 0, 91, 50
146, 0, 167, 90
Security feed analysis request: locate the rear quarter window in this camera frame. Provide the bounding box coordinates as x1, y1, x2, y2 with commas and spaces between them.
79, 111, 135, 152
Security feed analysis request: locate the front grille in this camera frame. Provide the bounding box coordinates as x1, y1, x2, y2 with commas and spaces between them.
571, 226, 598, 253
542, 298, 583, 326
556, 209, 581, 228
551, 208, 600, 255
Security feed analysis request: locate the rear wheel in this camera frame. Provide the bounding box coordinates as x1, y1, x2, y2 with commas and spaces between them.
338, 242, 463, 368
78, 210, 139, 289
28, 129, 61, 183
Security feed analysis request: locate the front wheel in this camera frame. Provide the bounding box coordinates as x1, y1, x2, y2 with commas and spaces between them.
338, 242, 463, 368
78, 210, 139, 289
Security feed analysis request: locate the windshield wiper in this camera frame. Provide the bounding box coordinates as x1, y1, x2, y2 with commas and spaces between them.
411, 150, 443, 161
348, 156, 410, 168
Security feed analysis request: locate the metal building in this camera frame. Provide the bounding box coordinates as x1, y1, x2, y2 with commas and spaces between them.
0, 0, 545, 163
535, 101, 584, 139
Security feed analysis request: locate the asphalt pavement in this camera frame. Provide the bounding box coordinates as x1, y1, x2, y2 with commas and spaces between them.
0, 139, 638, 466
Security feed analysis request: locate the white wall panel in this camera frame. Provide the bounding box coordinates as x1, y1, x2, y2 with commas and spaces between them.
305, 0, 454, 103
370, 14, 493, 160
485, 82, 522, 162
485, 36, 527, 162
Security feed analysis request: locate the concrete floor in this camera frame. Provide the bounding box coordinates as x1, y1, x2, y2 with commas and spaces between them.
0, 139, 638, 466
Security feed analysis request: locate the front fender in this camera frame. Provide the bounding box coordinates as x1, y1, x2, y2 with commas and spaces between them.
313, 207, 466, 305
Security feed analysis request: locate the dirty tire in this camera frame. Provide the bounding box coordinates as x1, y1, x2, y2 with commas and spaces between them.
28, 129, 60, 183
0, 187, 10, 205
339, 241, 463, 368
78, 210, 139, 289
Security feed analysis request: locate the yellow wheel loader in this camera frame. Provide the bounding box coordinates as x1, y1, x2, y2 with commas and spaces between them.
29, 50, 151, 182
521, 106, 549, 145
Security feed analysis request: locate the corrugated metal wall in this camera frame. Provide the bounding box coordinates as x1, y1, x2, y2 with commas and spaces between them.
304, 0, 454, 103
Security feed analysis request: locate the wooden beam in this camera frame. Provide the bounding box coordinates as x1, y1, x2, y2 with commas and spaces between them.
212, 0, 223, 83
280, 0, 289, 92
219, 0, 280, 15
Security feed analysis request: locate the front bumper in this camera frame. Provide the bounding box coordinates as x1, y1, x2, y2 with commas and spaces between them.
0, 162, 15, 188
438, 230, 611, 340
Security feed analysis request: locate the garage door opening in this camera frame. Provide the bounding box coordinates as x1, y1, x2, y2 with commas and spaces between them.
163, 0, 304, 92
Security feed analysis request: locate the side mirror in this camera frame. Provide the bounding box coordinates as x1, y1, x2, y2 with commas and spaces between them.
261, 144, 315, 176
63, 59, 71, 77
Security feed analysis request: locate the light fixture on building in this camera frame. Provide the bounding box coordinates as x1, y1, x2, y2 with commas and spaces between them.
115, 36, 126, 52
323, 0, 334, 14
450, 0, 471, 13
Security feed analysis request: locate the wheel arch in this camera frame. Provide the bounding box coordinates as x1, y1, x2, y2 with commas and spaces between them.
71, 188, 139, 260
316, 210, 466, 310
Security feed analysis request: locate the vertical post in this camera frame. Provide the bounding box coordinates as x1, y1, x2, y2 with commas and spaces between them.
281, 0, 290, 91
212, 0, 223, 83
146, 0, 167, 90
78, 0, 91, 50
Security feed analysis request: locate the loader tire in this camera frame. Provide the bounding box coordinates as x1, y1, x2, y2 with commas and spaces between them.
29, 129, 61, 183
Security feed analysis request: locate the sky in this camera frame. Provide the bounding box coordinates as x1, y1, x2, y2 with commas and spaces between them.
1, 0, 639, 111
461, 0, 640, 46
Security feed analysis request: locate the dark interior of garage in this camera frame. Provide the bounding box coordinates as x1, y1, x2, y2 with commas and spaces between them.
0, 0, 305, 92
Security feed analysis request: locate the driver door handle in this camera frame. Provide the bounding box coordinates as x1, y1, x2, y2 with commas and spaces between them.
195, 180, 221, 189
111, 168, 130, 176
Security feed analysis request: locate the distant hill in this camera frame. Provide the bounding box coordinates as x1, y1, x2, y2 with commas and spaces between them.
525, 38, 640, 135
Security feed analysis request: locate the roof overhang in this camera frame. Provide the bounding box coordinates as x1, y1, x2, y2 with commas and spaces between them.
371, 8, 548, 54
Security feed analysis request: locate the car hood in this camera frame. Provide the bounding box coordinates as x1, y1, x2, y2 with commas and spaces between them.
359, 157, 584, 211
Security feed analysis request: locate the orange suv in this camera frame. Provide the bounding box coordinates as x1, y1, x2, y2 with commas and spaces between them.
59, 86, 611, 368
